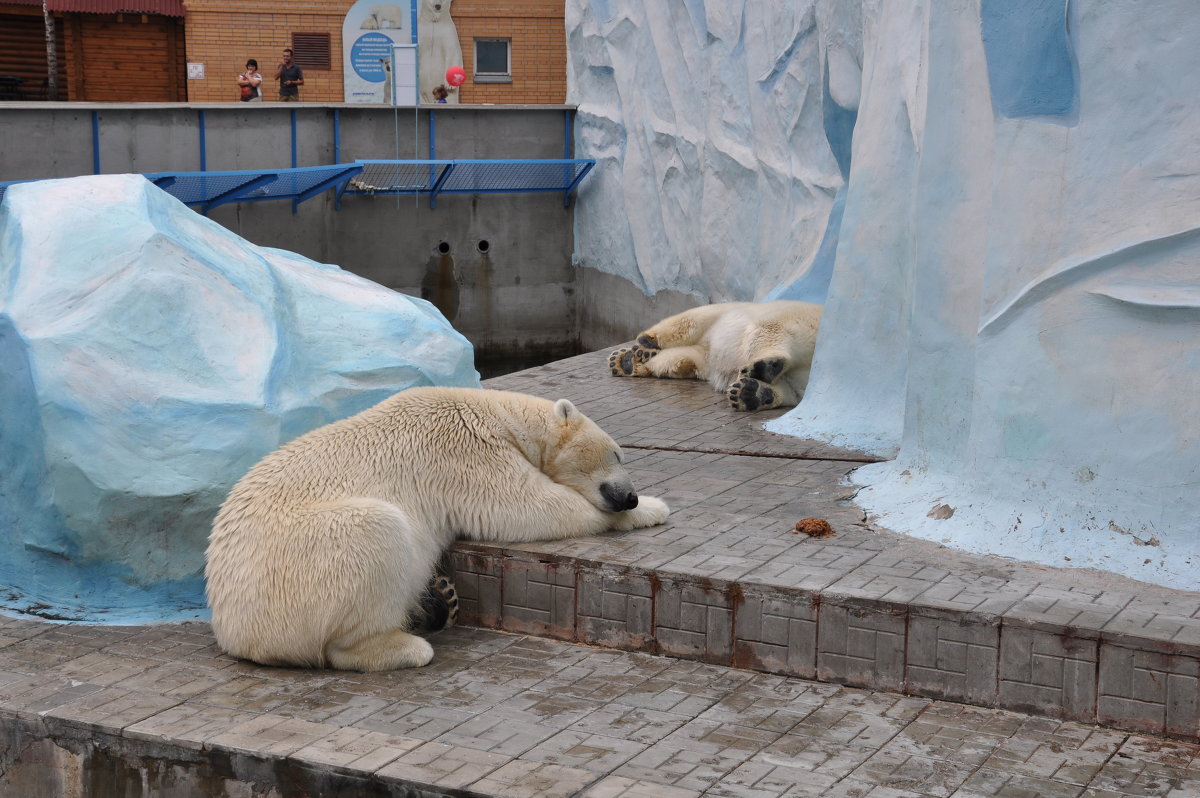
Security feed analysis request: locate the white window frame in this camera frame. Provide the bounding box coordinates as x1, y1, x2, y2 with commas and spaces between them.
474, 38, 512, 83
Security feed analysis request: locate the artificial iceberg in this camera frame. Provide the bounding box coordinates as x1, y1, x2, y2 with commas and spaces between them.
0, 174, 479, 622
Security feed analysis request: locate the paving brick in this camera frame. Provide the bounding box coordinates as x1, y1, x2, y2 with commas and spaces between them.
579, 775, 700, 798
655, 577, 734, 664
208, 712, 336, 757
733, 586, 819, 678
615, 718, 779, 792
697, 673, 837, 733
449, 547, 504, 628
982, 718, 1125, 785
521, 729, 647, 773
501, 556, 577, 640
123, 703, 262, 750
577, 568, 656, 651
468, 758, 598, 797
1098, 643, 1200, 739
852, 745, 978, 797
906, 608, 999, 706
0, 674, 105, 720
999, 625, 1098, 722
817, 600, 907, 692
290, 725, 423, 773
42, 686, 180, 734
376, 740, 509, 789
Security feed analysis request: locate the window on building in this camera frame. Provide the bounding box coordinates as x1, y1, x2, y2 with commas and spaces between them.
474, 38, 511, 83
292, 32, 331, 70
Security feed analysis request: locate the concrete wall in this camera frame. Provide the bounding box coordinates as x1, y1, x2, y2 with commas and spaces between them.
0, 103, 584, 370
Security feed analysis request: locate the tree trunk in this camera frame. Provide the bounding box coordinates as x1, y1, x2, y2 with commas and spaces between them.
43, 2, 58, 101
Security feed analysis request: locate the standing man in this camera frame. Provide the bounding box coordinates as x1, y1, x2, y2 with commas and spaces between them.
275, 48, 304, 102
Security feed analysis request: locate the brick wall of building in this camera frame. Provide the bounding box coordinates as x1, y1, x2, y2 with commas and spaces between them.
450, 0, 566, 104
181, 0, 565, 104
183, 1, 353, 103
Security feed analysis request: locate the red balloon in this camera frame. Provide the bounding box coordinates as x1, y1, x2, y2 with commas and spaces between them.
445, 65, 466, 87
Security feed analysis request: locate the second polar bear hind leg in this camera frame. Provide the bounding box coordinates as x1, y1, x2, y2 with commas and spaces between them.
645, 345, 707, 379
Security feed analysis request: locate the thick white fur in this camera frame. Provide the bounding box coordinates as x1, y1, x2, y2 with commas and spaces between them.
613, 300, 823, 410
205, 387, 668, 671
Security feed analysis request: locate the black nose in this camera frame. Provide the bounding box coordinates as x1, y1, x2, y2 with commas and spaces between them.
601, 484, 638, 512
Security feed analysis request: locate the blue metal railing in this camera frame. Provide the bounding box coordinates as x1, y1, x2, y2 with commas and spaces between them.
0, 158, 596, 213
345, 158, 595, 208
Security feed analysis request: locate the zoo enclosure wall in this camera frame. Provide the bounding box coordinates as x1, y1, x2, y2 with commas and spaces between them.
0, 102, 589, 372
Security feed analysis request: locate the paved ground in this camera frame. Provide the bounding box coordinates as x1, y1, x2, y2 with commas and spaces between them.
3, 617, 1200, 797
4, 347, 1200, 796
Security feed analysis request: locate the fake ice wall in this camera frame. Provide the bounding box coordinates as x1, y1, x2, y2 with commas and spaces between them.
768, 0, 1200, 588
0, 175, 479, 622
566, 0, 860, 303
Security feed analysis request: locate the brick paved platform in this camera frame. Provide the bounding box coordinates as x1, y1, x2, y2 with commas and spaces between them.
468, 349, 1200, 743
4, 347, 1200, 796
4, 620, 1200, 796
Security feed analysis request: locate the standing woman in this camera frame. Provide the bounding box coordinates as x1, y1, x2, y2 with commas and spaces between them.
238, 59, 263, 102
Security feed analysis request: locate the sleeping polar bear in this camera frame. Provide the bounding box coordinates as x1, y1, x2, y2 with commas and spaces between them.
205, 387, 669, 671
609, 300, 823, 411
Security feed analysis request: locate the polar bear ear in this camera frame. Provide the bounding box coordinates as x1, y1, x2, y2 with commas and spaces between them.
553, 398, 577, 421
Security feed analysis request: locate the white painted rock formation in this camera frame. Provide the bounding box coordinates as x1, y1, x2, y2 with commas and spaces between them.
0, 174, 478, 621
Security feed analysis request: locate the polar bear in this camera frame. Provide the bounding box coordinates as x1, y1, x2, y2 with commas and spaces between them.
204, 387, 668, 671
609, 300, 823, 411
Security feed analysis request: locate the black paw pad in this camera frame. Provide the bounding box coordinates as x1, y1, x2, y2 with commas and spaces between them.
413, 575, 459, 633
749, 357, 787, 383
635, 334, 661, 351
728, 378, 775, 412
608, 349, 626, 376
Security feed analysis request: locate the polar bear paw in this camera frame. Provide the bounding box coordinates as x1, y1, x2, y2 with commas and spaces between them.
411, 574, 459, 633
728, 375, 777, 412
611, 494, 670, 530
609, 345, 655, 377
746, 357, 788, 384
635, 333, 661, 351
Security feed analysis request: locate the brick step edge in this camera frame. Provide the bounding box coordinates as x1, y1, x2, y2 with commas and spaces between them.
449, 542, 1200, 743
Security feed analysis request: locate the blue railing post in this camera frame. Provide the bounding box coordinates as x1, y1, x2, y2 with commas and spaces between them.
198, 110, 207, 171
333, 109, 341, 164
290, 110, 298, 213
562, 110, 573, 207
91, 111, 101, 174
333, 109, 343, 210
428, 110, 438, 208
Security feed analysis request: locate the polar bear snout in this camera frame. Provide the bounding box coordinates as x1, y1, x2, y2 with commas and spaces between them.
601, 482, 639, 512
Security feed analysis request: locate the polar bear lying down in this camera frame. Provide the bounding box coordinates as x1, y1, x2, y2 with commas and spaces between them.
609, 300, 823, 411
205, 387, 669, 671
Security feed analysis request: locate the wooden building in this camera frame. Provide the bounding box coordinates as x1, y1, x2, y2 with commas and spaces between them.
0, 0, 185, 101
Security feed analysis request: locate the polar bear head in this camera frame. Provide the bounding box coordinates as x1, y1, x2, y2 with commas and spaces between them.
543, 399, 640, 513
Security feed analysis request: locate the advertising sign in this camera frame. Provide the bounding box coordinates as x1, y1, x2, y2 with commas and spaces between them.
343, 0, 417, 104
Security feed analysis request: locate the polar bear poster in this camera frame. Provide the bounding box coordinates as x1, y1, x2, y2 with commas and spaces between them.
419, 0, 463, 103
205, 387, 669, 671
